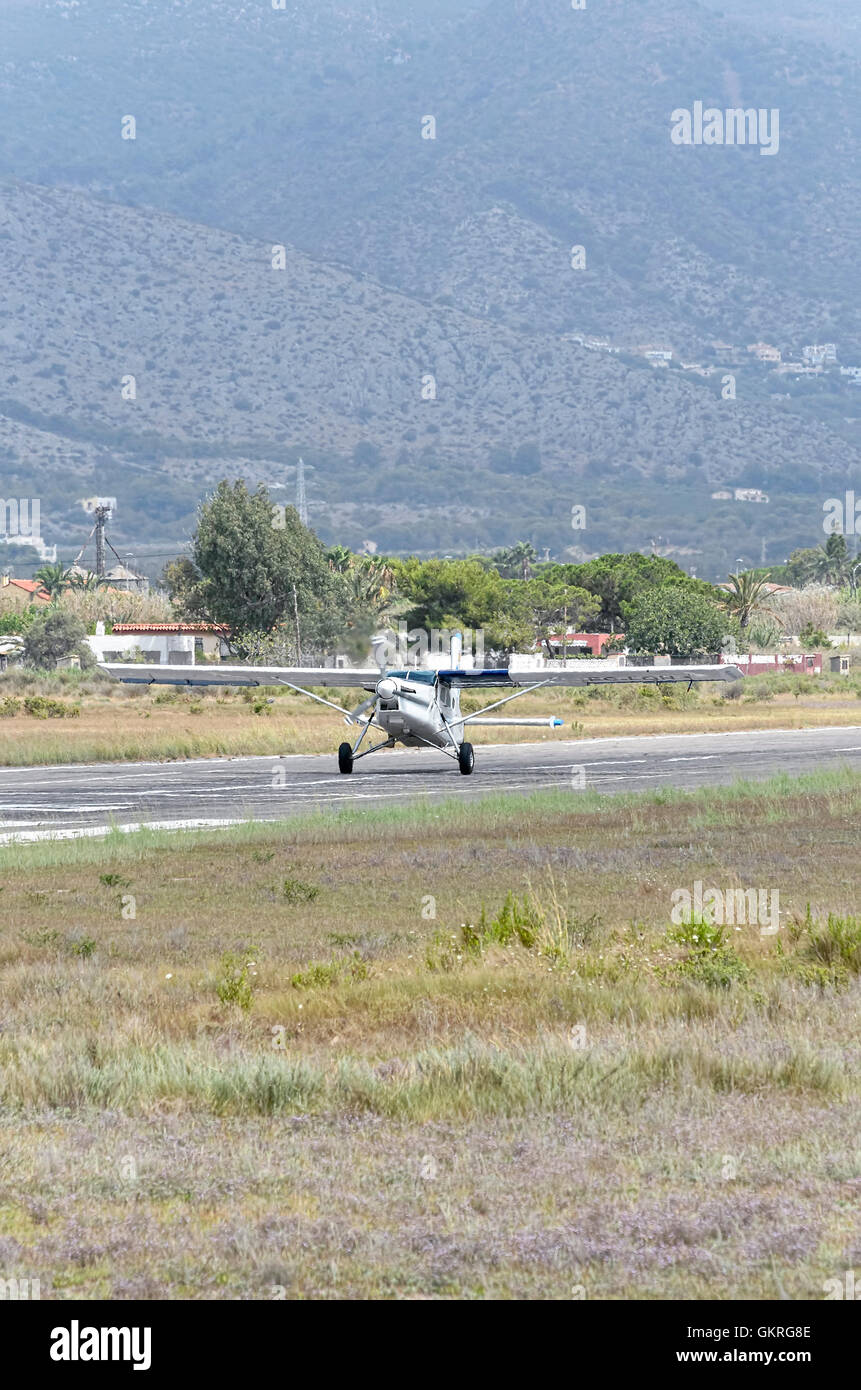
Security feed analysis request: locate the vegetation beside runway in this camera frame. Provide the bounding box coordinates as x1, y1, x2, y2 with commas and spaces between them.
0, 770, 858, 1299
1, 665, 860, 765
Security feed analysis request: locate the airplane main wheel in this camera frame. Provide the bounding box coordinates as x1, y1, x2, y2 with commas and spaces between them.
458, 741, 475, 776
338, 742, 354, 774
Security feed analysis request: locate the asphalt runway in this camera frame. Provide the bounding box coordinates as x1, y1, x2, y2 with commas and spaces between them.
0, 725, 859, 844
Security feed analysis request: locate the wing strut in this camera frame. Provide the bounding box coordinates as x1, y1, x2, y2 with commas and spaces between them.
448, 680, 553, 733
268, 676, 363, 720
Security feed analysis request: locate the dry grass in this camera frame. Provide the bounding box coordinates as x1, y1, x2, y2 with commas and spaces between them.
0, 677, 859, 765
0, 771, 858, 1299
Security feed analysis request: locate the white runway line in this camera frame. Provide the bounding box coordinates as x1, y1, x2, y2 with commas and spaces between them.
664, 755, 720, 762
0, 776, 695, 844
0, 818, 252, 845
1, 725, 858, 779
0, 725, 856, 844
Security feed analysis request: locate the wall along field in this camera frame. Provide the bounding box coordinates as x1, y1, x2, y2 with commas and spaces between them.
0, 770, 858, 1299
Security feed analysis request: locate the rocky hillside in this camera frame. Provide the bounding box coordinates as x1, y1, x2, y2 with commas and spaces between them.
0, 0, 858, 575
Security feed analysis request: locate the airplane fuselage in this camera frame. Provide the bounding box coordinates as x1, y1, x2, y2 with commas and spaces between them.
364, 670, 462, 749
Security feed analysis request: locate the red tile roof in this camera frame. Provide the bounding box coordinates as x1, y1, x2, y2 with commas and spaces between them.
1, 578, 51, 602
111, 622, 230, 634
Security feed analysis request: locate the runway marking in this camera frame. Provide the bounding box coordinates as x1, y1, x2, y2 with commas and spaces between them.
0, 744, 819, 807
0, 776, 700, 840
664, 755, 720, 762
0, 818, 251, 845
1, 725, 859, 779
1, 726, 857, 841
0, 804, 137, 813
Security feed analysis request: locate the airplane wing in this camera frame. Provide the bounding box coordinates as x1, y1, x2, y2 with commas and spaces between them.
100, 662, 745, 689
98, 664, 379, 688
437, 663, 744, 687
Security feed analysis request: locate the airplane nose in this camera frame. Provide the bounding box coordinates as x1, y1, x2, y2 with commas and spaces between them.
376, 678, 397, 700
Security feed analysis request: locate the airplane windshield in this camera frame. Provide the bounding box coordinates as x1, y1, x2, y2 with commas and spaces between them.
387, 669, 437, 685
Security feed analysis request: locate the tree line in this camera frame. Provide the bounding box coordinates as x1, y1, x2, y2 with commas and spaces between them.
4, 480, 857, 670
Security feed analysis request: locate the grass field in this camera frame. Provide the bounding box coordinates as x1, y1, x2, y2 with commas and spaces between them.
0, 770, 858, 1299
1, 667, 860, 765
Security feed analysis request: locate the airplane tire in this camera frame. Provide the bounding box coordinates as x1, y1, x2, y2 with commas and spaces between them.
458, 741, 475, 776
338, 742, 354, 774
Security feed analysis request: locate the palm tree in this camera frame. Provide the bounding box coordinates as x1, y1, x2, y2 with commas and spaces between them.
813, 532, 849, 587
326, 544, 354, 575
493, 540, 537, 580
67, 570, 105, 592
348, 555, 396, 618
32, 562, 71, 599
720, 570, 779, 632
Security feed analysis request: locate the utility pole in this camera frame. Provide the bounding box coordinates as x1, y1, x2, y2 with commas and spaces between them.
292, 582, 302, 665
94, 505, 110, 578
296, 458, 308, 528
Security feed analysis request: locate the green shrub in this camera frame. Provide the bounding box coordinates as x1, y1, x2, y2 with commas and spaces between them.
22, 695, 80, 719
742, 685, 775, 703
668, 912, 726, 953
425, 929, 469, 972
666, 912, 749, 989
677, 946, 751, 990
281, 877, 320, 904
780, 956, 849, 991
427, 885, 590, 970
290, 954, 368, 990
798, 906, 861, 974
216, 951, 255, 1010
22, 927, 62, 948
483, 891, 541, 948
290, 961, 340, 990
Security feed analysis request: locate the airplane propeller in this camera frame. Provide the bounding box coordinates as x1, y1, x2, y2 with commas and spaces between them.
344, 694, 376, 726
345, 632, 392, 724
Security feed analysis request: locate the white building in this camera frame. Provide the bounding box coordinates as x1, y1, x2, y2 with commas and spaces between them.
733, 487, 769, 503
802, 343, 838, 366
86, 622, 230, 666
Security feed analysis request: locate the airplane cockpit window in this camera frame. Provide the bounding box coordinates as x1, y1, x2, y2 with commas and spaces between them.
387, 670, 437, 684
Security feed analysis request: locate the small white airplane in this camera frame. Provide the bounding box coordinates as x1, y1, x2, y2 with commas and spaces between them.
101, 634, 743, 775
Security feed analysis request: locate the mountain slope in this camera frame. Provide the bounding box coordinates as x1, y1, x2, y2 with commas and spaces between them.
2, 0, 858, 349
1, 0, 859, 575
1, 180, 856, 574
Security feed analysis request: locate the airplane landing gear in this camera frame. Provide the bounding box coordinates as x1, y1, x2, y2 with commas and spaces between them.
458, 741, 475, 776
338, 742, 354, 774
